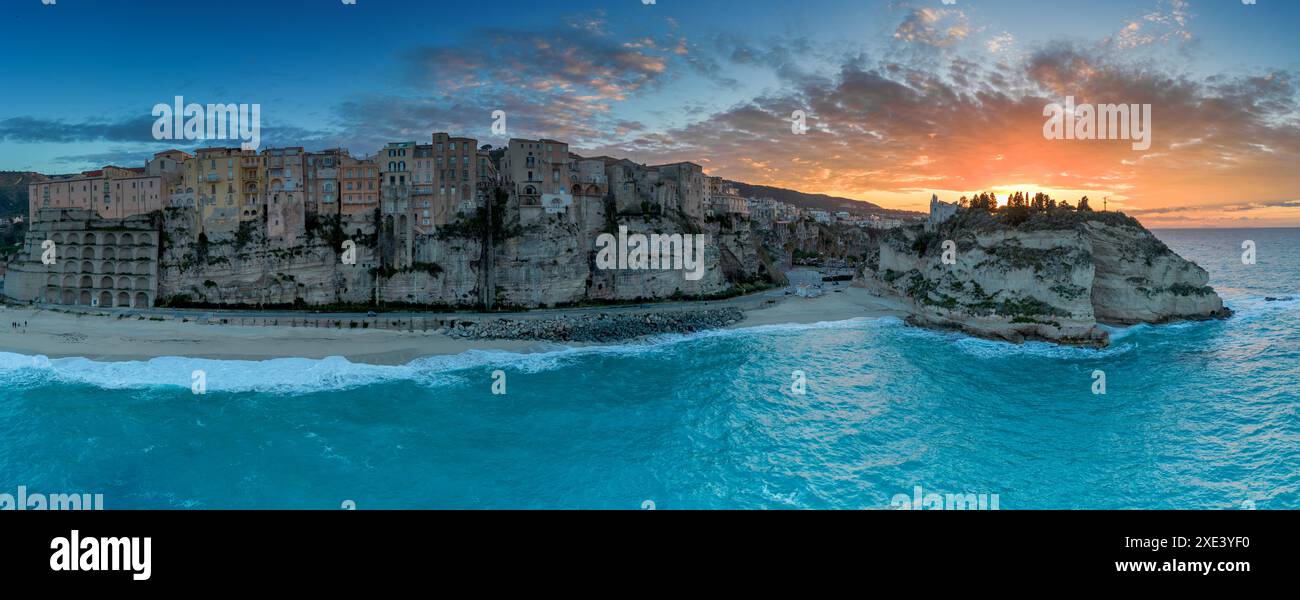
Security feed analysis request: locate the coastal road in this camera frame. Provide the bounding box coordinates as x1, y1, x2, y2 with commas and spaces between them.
2, 268, 855, 325
7, 286, 795, 324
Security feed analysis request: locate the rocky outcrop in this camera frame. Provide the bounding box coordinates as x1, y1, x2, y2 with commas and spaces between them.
444, 307, 745, 342
858, 209, 1229, 347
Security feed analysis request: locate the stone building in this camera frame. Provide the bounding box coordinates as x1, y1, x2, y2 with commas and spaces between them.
2, 209, 159, 308
654, 162, 707, 219
502, 138, 572, 220
430, 132, 479, 229
926, 194, 959, 231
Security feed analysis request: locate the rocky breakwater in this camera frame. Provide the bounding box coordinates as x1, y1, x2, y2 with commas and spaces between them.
858, 207, 1230, 347
444, 307, 745, 342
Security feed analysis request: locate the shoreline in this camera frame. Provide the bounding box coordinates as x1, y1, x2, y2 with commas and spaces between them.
0, 285, 907, 366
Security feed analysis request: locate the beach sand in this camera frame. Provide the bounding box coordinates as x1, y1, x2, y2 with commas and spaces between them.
0, 286, 906, 365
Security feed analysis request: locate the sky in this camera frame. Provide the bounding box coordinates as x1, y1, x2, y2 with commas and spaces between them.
1, 0, 1298, 227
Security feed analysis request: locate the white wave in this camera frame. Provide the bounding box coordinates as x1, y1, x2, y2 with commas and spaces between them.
0, 318, 900, 393
890, 324, 1135, 360
1224, 294, 1300, 319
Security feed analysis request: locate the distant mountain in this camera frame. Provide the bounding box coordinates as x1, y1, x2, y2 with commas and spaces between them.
0, 172, 42, 218
726, 181, 921, 218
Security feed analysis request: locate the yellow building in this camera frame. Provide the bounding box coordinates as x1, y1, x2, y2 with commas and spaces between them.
183, 147, 244, 234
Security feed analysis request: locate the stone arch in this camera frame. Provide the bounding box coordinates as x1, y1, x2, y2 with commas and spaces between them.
63, 261, 77, 274
81, 247, 95, 260
81, 261, 94, 273
120, 262, 134, 274
100, 276, 114, 289
134, 292, 149, 308
120, 233, 134, 245
137, 233, 152, 245
65, 232, 80, 245
46, 275, 58, 286
99, 291, 113, 307
117, 292, 131, 307
51, 233, 63, 244
117, 276, 132, 290
83, 233, 97, 245
102, 247, 116, 260
119, 248, 133, 261
62, 275, 76, 287
78, 290, 91, 305
103, 233, 116, 245
79, 275, 93, 288
61, 289, 75, 305
134, 277, 149, 290
44, 288, 59, 303
136, 262, 150, 275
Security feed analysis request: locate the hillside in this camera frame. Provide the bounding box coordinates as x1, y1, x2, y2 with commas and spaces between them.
727, 180, 920, 218
0, 171, 41, 218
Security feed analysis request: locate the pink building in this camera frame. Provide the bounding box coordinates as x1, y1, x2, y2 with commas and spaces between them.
29, 165, 167, 222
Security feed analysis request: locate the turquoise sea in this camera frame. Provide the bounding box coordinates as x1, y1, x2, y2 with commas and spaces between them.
1, 228, 1296, 509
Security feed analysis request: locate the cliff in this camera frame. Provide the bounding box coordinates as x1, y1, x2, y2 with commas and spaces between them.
858, 208, 1230, 346
144, 195, 772, 310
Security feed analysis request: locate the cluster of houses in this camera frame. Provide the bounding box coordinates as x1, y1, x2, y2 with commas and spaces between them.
746, 198, 907, 230
24, 134, 766, 237
23, 132, 913, 246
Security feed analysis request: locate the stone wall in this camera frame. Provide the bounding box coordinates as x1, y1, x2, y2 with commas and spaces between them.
2, 208, 159, 308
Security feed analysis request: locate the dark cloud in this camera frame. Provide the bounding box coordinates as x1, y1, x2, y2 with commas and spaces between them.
0, 115, 158, 144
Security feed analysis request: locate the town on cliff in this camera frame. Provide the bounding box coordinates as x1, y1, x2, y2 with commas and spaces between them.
0, 134, 915, 315
1, 137, 1229, 347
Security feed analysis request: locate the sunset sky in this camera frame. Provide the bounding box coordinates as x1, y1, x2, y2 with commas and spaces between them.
2, 0, 1298, 227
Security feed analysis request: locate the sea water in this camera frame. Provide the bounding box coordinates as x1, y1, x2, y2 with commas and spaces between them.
1, 229, 1296, 509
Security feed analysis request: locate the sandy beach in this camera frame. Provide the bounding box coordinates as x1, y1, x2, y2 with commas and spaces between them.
0, 286, 906, 365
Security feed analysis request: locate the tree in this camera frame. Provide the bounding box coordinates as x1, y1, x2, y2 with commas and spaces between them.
1078, 196, 1092, 212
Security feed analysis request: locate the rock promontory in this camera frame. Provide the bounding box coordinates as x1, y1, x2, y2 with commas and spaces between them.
858, 201, 1230, 347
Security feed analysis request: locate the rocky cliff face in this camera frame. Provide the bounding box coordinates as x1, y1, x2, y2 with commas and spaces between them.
858, 209, 1229, 346
148, 197, 772, 310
